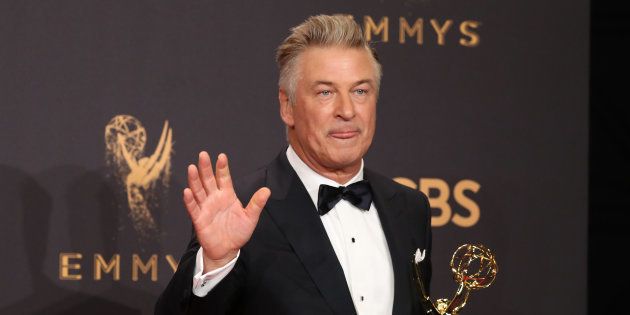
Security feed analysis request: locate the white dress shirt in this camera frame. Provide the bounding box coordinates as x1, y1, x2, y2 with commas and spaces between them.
192, 146, 395, 314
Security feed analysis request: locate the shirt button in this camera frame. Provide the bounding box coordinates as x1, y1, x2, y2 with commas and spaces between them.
360, 296, 365, 301
351, 237, 356, 243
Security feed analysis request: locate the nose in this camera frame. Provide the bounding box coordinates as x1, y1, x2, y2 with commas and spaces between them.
335, 92, 356, 120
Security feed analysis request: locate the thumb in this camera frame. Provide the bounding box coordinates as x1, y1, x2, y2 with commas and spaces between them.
245, 187, 271, 219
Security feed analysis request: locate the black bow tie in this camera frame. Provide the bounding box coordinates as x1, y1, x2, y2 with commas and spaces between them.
317, 180, 373, 216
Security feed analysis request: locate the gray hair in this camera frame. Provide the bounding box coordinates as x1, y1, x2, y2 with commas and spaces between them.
276, 14, 382, 105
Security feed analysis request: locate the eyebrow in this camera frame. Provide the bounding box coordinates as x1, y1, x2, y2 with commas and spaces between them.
312, 79, 374, 87
313, 80, 334, 86
353, 79, 374, 87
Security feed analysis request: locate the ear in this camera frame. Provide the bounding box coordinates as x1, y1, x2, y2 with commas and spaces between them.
279, 89, 295, 127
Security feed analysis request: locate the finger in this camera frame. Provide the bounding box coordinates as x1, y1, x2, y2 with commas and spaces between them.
215, 153, 234, 192
187, 164, 207, 203
183, 188, 201, 220
245, 187, 271, 220
198, 151, 218, 194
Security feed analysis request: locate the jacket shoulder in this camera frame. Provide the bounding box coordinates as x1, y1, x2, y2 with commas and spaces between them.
366, 168, 430, 206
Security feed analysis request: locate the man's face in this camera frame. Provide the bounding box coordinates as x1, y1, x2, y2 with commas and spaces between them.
280, 46, 378, 174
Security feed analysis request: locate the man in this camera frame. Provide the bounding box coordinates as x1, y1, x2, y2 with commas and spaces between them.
156, 14, 432, 314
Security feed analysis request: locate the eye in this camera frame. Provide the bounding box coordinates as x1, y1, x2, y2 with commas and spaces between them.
354, 89, 368, 95
319, 90, 332, 96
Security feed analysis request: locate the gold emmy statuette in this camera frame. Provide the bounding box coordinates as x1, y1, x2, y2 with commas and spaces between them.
413, 244, 498, 315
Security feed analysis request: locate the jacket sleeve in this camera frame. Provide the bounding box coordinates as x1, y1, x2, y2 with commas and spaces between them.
154, 230, 245, 315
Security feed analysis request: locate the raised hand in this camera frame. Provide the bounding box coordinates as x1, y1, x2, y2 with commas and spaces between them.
183, 151, 271, 273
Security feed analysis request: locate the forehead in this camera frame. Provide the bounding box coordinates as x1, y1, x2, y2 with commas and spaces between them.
296, 46, 376, 83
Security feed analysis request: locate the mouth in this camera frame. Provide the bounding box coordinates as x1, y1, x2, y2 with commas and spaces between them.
329, 129, 360, 140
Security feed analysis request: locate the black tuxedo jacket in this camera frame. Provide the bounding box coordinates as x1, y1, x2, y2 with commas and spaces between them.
156, 151, 432, 314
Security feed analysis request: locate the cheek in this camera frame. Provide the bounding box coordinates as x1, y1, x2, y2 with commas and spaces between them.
297, 117, 326, 145
300, 112, 329, 135
360, 107, 377, 131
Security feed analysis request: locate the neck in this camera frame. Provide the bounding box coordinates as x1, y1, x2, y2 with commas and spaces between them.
289, 141, 361, 185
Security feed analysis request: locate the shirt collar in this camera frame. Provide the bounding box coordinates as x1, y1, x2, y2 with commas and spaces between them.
286, 145, 364, 207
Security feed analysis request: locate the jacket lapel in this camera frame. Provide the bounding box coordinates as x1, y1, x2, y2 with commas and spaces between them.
366, 169, 415, 315
263, 152, 356, 314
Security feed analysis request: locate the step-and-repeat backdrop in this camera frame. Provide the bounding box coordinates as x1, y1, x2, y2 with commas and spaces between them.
0, 1, 588, 314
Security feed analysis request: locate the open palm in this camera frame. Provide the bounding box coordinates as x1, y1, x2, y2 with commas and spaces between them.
183, 152, 270, 272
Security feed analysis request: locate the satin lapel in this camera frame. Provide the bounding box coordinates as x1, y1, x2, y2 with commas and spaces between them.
366, 169, 414, 315
263, 152, 356, 314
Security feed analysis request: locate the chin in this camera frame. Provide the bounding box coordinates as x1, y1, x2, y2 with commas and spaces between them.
325, 150, 364, 168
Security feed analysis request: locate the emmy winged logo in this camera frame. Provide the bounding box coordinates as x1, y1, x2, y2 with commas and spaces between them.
104, 115, 173, 238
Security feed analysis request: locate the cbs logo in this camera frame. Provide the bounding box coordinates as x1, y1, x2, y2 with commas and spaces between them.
394, 177, 480, 228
